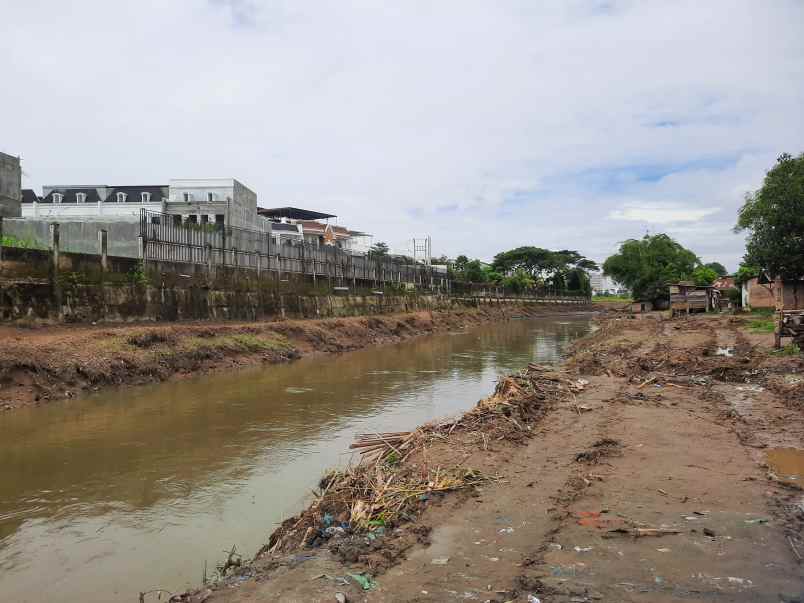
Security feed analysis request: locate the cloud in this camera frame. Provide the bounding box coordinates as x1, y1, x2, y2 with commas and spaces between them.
609, 202, 721, 224
1, 0, 803, 274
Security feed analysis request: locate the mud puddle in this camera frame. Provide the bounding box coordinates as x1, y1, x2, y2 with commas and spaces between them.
767, 447, 804, 485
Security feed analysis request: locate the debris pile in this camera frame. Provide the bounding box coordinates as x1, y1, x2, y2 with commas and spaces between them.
262, 363, 583, 556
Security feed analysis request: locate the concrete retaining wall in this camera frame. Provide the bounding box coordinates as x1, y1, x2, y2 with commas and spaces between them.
3, 218, 141, 257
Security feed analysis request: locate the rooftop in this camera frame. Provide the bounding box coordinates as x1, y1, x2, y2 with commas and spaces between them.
257, 207, 336, 221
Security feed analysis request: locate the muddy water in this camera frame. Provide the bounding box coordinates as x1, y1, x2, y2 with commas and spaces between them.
0, 315, 592, 601
767, 447, 804, 485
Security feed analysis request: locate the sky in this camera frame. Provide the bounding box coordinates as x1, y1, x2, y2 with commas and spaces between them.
2, 1, 803, 271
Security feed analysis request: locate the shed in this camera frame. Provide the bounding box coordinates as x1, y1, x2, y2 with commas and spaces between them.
630, 300, 653, 314
669, 282, 717, 315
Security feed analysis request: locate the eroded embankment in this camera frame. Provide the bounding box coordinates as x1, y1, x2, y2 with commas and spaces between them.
167, 312, 804, 603
0, 303, 589, 411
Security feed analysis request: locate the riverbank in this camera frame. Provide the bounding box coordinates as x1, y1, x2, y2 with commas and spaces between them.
0, 303, 588, 411
173, 312, 804, 603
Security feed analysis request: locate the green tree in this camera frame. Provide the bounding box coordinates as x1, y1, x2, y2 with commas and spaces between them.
735, 152, 804, 280
566, 267, 592, 296
491, 247, 598, 291
369, 241, 389, 257
502, 269, 535, 293
734, 264, 760, 287
603, 234, 699, 302
704, 262, 728, 276
692, 265, 719, 286
462, 259, 488, 283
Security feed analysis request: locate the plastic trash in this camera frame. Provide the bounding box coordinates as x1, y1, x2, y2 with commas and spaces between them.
348, 573, 376, 591
527, 595, 541, 603
431, 557, 450, 565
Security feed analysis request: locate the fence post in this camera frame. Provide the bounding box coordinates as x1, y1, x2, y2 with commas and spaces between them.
49, 223, 62, 319
205, 243, 213, 278
98, 229, 108, 272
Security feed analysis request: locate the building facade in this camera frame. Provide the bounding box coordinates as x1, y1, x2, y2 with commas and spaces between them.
20, 178, 257, 228
0, 152, 22, 218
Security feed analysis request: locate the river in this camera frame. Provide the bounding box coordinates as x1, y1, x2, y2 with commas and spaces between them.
0, 315, 593, 601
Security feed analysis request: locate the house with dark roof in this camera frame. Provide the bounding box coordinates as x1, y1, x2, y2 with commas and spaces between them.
257, 206, 372, 254
22, 184, 167, 220
20, 178, 258, 229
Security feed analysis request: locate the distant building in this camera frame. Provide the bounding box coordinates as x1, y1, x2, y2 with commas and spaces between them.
257, 207, 372, 254
0, 152, 22, 218
20, 177, 257, 229
167, 178, 257, 230
589, 271, 622, 295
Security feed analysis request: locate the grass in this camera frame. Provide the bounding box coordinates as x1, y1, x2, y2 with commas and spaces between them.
747, 318, 776, 333
774, 343, 802, 356
182, 332, 292, 354
1, 235, 45, 249
592, 295, 632, 303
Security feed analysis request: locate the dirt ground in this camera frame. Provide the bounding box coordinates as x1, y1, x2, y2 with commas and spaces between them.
0, 303, 573, 411
177, 313, 804, 603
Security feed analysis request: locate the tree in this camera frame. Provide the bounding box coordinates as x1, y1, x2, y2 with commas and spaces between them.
491, 247, 598, 291
369, 241, 389, 257
734, 264, 760, 287
603, 234, 699, 302
566, 267, 592, 296
502, 269, 535, 293
735, 152, 804, 281
692, 265, 719, 286
704, 262, 728, 276
462, 259, 488, 283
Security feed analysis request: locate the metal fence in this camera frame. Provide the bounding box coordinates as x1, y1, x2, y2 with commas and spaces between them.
139, 209, 448, 289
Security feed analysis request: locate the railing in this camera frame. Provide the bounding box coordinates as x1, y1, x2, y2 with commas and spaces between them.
450, 281, 591, 303
139, 209, 449, 290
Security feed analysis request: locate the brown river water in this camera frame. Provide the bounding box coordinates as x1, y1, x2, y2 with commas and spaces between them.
0, 315, 593, 601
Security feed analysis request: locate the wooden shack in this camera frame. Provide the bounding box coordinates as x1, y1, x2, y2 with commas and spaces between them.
669, 282, 716, 315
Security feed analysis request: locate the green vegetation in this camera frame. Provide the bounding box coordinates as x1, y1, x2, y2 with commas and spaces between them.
369, 241, 389, 257
183, 333, 292, 354
1, 235, 45, 249
735, 152, 804, 281
127, 262, 149, 287
734, 264, 760, 287
774, 343, 801, 356
747, 317, 776, 333
592, 295, 632, 303
692, 265, 719, 286
602, 234, 699, 303
450, 247, 596, 296
704, 261, 728, 276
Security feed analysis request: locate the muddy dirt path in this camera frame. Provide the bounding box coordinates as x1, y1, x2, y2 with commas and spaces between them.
169, 314, 804, 603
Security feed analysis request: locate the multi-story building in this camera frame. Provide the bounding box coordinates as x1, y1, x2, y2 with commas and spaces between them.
589, 271, 622, 295
20, 178, 258, 229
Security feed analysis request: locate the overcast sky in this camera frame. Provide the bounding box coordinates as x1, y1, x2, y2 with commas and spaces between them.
3, 1, 803, 270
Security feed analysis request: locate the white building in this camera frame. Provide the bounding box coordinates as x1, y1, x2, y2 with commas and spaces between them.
589, 271, 622, 295
21, 178, 258, 229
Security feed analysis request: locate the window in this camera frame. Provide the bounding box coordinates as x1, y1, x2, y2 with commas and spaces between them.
116, 192, 127, 203
76, 192, 86, 204
183, 192, 191, 202
52, 193, 63, 204
141, 192, 151, 203
207, 192, 215, 202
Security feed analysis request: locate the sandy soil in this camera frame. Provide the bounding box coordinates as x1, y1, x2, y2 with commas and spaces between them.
175, 313, 804, 603
0, 304, 583, 411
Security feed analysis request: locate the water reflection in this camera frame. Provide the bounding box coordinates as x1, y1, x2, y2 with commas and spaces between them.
0, 315, 591, 601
